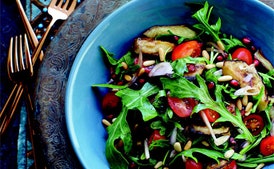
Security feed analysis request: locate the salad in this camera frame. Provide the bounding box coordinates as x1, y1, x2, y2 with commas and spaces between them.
93, 2, 274, 169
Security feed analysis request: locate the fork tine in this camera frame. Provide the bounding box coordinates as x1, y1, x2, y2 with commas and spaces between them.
57, 0, 63, 8
7, 37, 14, 81
24, 34, 33, 76
18, 35, 25, 71
68, 0, 77, 13
63, 0, 70, 9
14, 36, 19, 73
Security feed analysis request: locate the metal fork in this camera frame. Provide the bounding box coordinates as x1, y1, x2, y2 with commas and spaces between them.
0, 34, 33, 135
0, 0, 77, 134
31, 0, 77, 64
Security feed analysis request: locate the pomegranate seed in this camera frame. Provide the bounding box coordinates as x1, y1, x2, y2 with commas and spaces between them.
250, 45, 256, 52
230, 79, 240, 87
223, 53, 228, 59
253, 59, 260, 67
174, 36, 179, 41
242, 37, 252, 45
216, 55, 224, 61
187, 64, 196, 72
207, 81, 215, 90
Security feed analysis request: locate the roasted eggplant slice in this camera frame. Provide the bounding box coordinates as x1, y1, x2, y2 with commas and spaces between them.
254, 50, 274, 71
143, 25, 197, 39
134, 38, 175, 55
222, 60, 269, 111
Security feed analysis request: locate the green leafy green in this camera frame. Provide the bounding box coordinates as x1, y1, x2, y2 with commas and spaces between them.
116, 82, 160, 121
259, 69, 274, 88
170, 148, 224, 164
105, 107, 131, 169
161, 75, 255, 143
192, 1, 221, 42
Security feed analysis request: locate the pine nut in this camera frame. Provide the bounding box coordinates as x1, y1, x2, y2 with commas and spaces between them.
138, 68, 145, 76
184, 140, 192, 150
124, 74, 132, 81
224, 149, 235, 159
154, 161, 163, 169
245, 111, 251, 116
242, 95, 248, 106
245, 102, 253, 113
121, 61, 128, 70
216, 61, 224, 68
202, 50, 210, 60
205, 64, 216, 69
236, 99, 243, 110
102, 119, 111, 127
201, 141, 210, 147
217, 40, 225, 51
255, 163, 265, 169
173, 142, 182, 152
158, 48, 165, 61
143, 60, 156, 66
218, 75, 233, 82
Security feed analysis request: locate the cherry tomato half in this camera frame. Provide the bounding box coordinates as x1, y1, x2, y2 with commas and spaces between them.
167, 96, 197, 118
260, 136, 274, 156
171, 40, 202, 61
201, 108, 220, 122
243, 114, 264, 136
148, 130, 166, 145
232, 47, 253, 65
185, 159, 203, 169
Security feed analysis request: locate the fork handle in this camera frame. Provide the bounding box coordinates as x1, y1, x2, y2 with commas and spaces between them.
16, 0, 44, 60
32, 18, 58, 64
0, 84, 24, 135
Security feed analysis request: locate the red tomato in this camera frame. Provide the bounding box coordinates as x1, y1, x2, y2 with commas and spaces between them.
171, 40, 202, 61
232, 47, 253, 65
148, 130, 166, 145
185, 159, 203, 169
260, 136, 274, 156
201, 108, 220, 122
243, 114, 264, 136
167, 96, 197, 118
222, 160, 237, 169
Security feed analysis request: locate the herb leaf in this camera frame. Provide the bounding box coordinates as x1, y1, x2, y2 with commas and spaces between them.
192, 1, 221, 42
106, 107, 131, 169
161, 75, 255, 143
116, 82, 160, 121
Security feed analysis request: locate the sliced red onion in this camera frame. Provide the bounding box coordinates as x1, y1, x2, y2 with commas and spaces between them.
148, 62, 173, 77
144, 139, 150, 159
170, 127, 177, 145
234, 86, 259, 96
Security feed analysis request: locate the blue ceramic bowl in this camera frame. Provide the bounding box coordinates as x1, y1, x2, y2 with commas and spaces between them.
66, 0, 274, 168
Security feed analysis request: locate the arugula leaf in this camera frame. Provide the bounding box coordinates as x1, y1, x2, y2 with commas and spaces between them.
100, 46, 118, 65
92, 83, 128, 89
221, 35, 244, 51
192, 1, 221, 42
160, 75, 255, 143
105, 107, 131, 169
259, 70, 274, 88
171, 56, 208, 76
116, 82, 159, 121
170, 148, 224, 164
